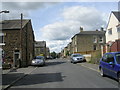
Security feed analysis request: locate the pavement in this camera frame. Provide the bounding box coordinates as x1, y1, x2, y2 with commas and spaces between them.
2, 61, 99, 90
2, 66, 37, 90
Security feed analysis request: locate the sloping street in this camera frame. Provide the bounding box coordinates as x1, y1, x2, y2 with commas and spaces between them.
7, 59, 118, 89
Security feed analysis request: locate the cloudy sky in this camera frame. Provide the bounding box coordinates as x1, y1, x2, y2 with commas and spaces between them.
1, 0, 119, 53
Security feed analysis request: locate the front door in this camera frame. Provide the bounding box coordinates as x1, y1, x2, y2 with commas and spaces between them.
14, 50, 20, 67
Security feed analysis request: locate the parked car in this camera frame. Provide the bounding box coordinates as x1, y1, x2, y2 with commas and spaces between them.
31, 56, 45, 66
46, 56, 53, 60
99, 52, 120, 82
70, 53, 86, 64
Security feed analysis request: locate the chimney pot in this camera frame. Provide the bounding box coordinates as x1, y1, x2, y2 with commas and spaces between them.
80, 27, 83, 32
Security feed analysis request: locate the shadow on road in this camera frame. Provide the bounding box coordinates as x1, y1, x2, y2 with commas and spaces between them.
2, 73, 25, 85
12, 72, 63, 86
45, 61, 66, 67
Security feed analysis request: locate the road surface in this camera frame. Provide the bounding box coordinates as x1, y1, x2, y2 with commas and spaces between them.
9, 59, 119, 88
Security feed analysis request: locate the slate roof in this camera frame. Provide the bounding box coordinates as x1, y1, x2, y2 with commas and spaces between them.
112, 11, 120, 22
72, 31, 105, 39
77, 31, 105, 35
0, 19, 30, 30
35, 41, 46, 47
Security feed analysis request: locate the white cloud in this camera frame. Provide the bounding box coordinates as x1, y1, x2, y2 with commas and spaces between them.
2, 0, 119, 2
62, 6, 107, 30
41, 5, 107, 41
1, 2, 58, 20
46, 40, 71, 52
39, 5, 107, 52
1, 3, 108, 53
40, 21, 80, 40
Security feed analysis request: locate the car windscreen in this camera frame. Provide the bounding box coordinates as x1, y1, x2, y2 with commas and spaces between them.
34, 56, 44, 59
72, 54, 82, 57
115, 53, 120, 64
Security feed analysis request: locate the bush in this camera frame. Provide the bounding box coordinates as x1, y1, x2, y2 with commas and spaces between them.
90, 51, 101, 64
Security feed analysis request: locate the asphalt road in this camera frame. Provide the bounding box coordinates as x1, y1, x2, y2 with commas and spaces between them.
9, 59, 119, 88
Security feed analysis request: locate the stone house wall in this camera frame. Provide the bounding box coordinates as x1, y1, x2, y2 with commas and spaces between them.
2, 20, 34, 67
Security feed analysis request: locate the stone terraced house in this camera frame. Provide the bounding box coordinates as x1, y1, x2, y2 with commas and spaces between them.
1, 19, 35, 68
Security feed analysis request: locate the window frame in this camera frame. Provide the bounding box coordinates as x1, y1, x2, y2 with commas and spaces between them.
93, 45, 97, 50
108, 28, 112, 35
99, 36, 104, 43
117, 26, 120, 32
0, 33, 5, 46
115, 53, 120, 64
93, 36, 97, 43
102, 54, 114, 63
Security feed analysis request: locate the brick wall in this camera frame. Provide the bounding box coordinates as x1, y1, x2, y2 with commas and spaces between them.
110, 39, 120, 52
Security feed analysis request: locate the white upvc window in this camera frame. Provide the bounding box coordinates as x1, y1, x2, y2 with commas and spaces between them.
99, 36, 104, 43
93, 36, 97, 43
0, 33, 5, 46
108, 28, 112, 35
117, 26, 120, 32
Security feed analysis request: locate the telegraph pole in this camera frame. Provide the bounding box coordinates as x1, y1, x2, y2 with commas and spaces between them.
20, 13, 23, 67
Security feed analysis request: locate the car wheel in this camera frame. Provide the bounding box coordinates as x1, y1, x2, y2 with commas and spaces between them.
100, 68, 104, 77
118, 73, 120, 88
9, 64, 12, 68
43, 63, 46, 66
84, 59, 86, 62
118, 73, 120, 83
73, 62, 76, 64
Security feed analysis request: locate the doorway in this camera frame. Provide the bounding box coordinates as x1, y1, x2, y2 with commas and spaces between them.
13, 50, 20, 67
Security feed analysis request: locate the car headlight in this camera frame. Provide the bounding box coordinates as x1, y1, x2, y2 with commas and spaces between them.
73, 58, 77, 60
32, 61, 35, 63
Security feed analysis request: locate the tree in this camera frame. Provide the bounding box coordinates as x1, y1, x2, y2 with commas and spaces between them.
66, 50, 69, 56
50, 51, 56, 59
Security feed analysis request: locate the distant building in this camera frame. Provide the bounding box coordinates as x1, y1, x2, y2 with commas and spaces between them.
1, 19, 35, 67
71, 30, 106, 54
35, 41, 46, 58
105, 11, 120, 52
67, 42, 72, 55
63, 47, 68, 58
46, 47, 50, 58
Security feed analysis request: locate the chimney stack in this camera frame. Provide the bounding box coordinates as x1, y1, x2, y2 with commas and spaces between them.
80, 27, 83, 32
100, 27, 104, 31
96, 29, 98, 31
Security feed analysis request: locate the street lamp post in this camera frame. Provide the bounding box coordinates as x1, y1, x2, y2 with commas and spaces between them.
0, 10, 9, 14
0, 10, 9, 21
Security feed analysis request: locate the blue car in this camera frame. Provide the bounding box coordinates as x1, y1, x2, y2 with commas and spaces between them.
99, 52, 120, 82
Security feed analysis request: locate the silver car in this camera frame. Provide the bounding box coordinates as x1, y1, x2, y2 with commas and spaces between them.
31, 56, 45, 66
70, 53, 86, 64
